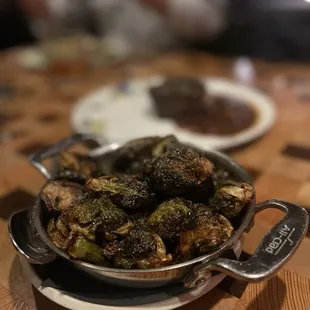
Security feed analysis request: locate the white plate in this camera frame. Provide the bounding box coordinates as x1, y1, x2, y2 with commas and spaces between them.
71, 76, 276, 150
21, 241, 242, 310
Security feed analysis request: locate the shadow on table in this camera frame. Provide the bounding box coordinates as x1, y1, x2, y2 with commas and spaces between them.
33, 288, 68, 310
245, 275, 286, 310
0, 189, 35, 220
178, 287, 231, 310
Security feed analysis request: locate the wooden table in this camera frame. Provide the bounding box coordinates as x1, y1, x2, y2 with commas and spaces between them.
1, 48, 310, 310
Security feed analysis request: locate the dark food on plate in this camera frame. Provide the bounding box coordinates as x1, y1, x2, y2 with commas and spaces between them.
149, 77, 207, 118
176, 96, 257, 136
150, 77, 257, 135
43, 135, 255, 269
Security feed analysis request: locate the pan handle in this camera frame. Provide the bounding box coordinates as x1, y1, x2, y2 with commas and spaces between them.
29, 133, 106, 179
8, 209, 57, 264
184, 200, 309, 288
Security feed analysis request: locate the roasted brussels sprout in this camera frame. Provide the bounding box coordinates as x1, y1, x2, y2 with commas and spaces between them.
114, 227, 172, 269
41, 180, 85, 213
130, 212, 151, 228
68, 235, 107, 265
44, 135, 254, 269
55, 211, 70, 237
86, 175, 155, 211
178, 206, 234, 257
68, 197, 132, 242
57, 151, 103, 183
47, 217, 72, 249
68, 212, 102, 242
112, 135, 180, 175
209, 182, 255, 218
149, 77, 206, 118
147, 198, 195, 240
149, 148, 215, 200
103, 240, 121, 259
121, 228, 156, 259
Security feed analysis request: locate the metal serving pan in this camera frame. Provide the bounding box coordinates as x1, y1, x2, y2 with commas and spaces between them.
9, 134, 309, 289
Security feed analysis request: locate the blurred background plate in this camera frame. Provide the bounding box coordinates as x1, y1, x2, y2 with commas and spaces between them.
71, 76, 276, 151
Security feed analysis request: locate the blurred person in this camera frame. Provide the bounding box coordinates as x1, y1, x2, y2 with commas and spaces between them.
0, 0, 35, 49
12, 0, 310, 61
16, 0, 228, 55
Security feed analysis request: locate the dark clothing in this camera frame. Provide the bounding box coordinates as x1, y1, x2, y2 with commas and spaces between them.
0, 0, 35, 50
1, 1, 310, 62
195, 5, 310, 62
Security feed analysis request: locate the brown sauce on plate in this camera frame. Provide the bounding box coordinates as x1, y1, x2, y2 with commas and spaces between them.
150, 78, 257, 136
175, 96, 257, 136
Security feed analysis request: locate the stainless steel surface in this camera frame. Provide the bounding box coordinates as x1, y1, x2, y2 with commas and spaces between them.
8, 209, 56, 264
184, 200, 309, 288
10, 134, 309, 288
29, 133, 104, 178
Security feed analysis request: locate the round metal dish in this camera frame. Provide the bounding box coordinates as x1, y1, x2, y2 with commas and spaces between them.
9, 134, 309, 289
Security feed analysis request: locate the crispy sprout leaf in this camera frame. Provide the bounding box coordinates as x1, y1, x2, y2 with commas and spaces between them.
150, 148, 215, 200
68, 236, 107, 265
68, 197, 132, 242
86, 175, 155, 211
47, 218, 72, 249
147, 198, 195, 240
112, 135, 179, 175
178, 206, 234, 257
41, 180, 85, 213
114, 227, 171, 269
209, 182, 255, 218
57, 151, 104, 183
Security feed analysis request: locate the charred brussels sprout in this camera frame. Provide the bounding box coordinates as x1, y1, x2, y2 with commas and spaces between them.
68, 197, 132, 242
130, 212, 151, 228
47, 217, 72, 249
121, 228, 156, 259
209, 182, 255, 218
147, 198, 195, 240
55, 211, 70, 237
41, 180, 85, 213
68, 236, 107, 265
68, 203, 101, 242
179, 206, 234, 257
57, 151, 103, 183
86, 175, 155, 211
114, 227, 171, 269
112, 135, 180, 175
149, 148, 215, 200
103, 240, 121, 259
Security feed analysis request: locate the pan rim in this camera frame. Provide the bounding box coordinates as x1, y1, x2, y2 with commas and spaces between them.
33, 141, 255, 274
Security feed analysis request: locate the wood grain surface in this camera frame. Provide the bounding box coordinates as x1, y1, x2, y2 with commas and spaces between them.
1, 45, 310, 309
